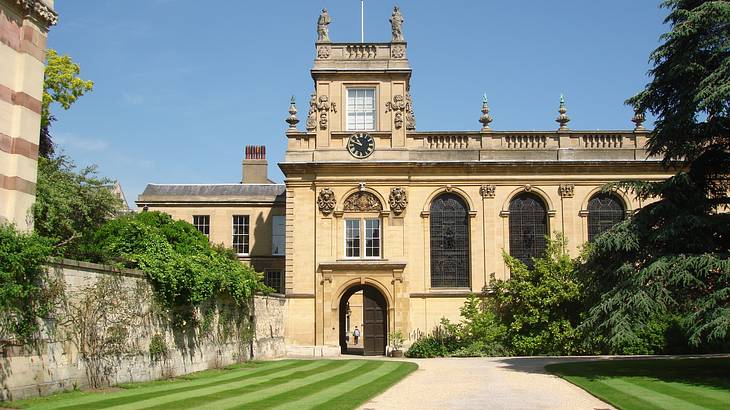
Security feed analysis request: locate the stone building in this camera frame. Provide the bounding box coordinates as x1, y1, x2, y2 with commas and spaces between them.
0, 0, 56, 231
139, 8, 672, 356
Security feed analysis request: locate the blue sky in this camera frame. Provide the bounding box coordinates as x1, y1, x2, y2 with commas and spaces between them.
48, 1, 668, 206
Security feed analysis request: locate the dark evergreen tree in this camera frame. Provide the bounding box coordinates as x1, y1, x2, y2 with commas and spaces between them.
579, 0, 730, 352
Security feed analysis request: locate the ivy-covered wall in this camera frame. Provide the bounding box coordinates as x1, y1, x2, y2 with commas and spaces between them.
0, 259, 285, 401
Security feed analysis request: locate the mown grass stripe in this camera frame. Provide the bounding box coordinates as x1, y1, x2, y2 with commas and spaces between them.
655, 379, 730, 404
50, 360, 312, 410
143, 360, 350, 410
193, 360, 370, 410
278, 361, 404, 410
599, 378, 708, 410
620, 377, 730, 410
236, 361, 385, 409
560, 376, 659, 410
311, 361, 418, 410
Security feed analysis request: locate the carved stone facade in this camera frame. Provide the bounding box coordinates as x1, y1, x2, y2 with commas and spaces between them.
316, 95, 336, 130
559, 183, 575, 198
343, 191, 383, 212
316, 45, 330, 59
480, 184, 496, 199
386, 95, 407, 129
389, 187, 408, 215
317, 188, 336, 215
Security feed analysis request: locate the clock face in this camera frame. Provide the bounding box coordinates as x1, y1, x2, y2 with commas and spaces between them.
347, 133, 375, 159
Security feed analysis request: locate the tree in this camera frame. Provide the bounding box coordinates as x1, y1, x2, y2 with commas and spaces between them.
32, 156, 122, 257
579, 0, 730, 350
40, 49, 94, 158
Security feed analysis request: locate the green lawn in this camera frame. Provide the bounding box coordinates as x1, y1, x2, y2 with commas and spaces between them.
5, 359, 418, 410
546, 357, 730, 410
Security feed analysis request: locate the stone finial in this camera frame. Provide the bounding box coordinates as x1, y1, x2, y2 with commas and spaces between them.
479, 94, 493, 131
390, 6, 405, 42
286, 96, 299, 131
317, 8, 331, 42
632, 109, 646, 131
556, 94, 570, 130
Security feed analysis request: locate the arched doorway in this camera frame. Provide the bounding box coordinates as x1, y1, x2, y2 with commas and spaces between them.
338, 284, 388, 356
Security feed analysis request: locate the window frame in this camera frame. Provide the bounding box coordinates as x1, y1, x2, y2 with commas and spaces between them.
264, 270, 284, 294
429, 193, 471, 289
346, 87, 377, 132
192, 215, 210, 238
508, 192, 548, 268
344, 217, 382, 259
271, 215, 286, 256
232, 215, 250, 256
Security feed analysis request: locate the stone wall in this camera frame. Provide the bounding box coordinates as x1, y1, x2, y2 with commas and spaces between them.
0, 259, 286, 401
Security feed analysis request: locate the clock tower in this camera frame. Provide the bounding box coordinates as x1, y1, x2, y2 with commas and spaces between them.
285, 9, 414, 162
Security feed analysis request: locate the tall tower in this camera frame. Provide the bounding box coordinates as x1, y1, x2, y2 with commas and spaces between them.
0, 0, 57, 230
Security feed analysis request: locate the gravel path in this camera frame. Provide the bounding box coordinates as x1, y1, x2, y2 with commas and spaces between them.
359, 357, 613, 410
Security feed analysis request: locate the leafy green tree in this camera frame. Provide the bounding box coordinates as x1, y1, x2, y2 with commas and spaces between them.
579, 0, 730, 351
40, 49, 94, 158
33, 156, 122, 256
492, 234, 583, 355
0, 225, 54, 344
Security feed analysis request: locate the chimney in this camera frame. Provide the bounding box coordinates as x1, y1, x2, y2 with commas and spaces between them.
242, 145, 270, 184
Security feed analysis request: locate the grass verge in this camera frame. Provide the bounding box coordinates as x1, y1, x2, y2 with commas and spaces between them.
545, 357, 730, 410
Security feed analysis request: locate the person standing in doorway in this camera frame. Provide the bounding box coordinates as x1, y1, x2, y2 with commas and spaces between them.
353, 326, 361, 345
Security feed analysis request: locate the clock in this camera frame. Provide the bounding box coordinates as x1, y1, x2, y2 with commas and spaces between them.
347, 133, 375, 159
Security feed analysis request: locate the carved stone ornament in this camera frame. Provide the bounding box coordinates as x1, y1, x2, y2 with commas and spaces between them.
306, 93, 317, 131
386, 95, 407, 129
406, 92, 416, 130
316, 95, 337, 130
15, 0, 58, 26
389, 187, 408, 215
391, 45, 405, 59
317, 45, 331, 59
524, 184, 532, 192
317, 188, 336, 215
343, 191, 383, 212
480, 184, 496, 199
559, 183, 575, 198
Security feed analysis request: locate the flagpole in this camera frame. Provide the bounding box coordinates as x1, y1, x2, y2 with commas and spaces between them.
361, 0, 364, 43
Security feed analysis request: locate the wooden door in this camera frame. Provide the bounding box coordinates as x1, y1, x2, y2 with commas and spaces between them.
363, 286, 387, 356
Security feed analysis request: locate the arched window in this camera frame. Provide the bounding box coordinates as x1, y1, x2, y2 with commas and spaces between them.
509, 193, 548, 267
587, 193, 625, 241
430, 193, 470, 288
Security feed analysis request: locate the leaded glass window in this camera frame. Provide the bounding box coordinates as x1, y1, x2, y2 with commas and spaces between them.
587, 193, 625, 241
509, 193, 547, 267
430, 194, 470, 288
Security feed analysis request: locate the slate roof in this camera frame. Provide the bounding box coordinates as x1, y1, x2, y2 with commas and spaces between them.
138, 184, 286, 204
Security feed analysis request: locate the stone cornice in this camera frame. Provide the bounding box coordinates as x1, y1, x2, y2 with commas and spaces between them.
14, 0, 58, 27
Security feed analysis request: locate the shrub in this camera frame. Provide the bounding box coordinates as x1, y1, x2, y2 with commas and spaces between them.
492, 234, 583, 356
0, 225, 54, 344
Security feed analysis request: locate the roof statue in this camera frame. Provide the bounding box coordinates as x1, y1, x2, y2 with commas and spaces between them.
390, 6, 405, 42
317, 8, 331, 42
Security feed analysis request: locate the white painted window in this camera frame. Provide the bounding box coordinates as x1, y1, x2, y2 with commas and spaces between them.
347, 88, 376, 131
345, 219, 361, 258
345, 218, 381, 258
232, 215, 249, 255
193, 215, 210, 238
365, 219, 381, 258
272, 215, 285, 256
